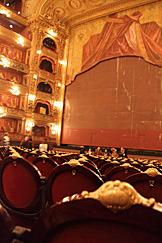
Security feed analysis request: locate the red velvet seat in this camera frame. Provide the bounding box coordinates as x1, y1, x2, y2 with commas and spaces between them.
49, 155, 67, 165
77, 160, 102, 176
100, 161, 120, 176
25, 152, 39, 163
0, 155, 44, 214
30, 181, 162, 243
46, 163, 103, 205
126, 170, 162, 203
105, 164, 140, 182
32, 156, 58, 178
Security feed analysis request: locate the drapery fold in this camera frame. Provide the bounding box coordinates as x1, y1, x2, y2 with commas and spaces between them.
81, 11, 162, 73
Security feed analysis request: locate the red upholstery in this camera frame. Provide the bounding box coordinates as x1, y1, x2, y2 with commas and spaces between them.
32, 157, 58, 178
126, 173, 162, 203
105, 166, 140, 182
0, 156, 43, 213
46, 164, 103, 205
78, 161, 101, 176
100, 162, 119, 176
30, 196, 162, 243
49, 155, 67, 165
26, 153, 38, 163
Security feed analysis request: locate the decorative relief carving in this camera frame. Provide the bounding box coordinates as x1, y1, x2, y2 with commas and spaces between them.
0, 55, 29, 74
65, 159, 83, 167
36, 91, 52, 103
0, 25, 30, 48
30, 78, 37, 93
53, 107, 59, 115
32, 113, 56, 123
55, 7, 65, 18
0, 4, 27, 25
82, 180, 155, 212
69, 0, 82, 9
6, 107, 25, 119
42, 46, 58, 60
88, 0, 103, 2
0, 79, 28, 96
39, 70, 56, 81
144, 168, 162, 177
28, 100, 34, 111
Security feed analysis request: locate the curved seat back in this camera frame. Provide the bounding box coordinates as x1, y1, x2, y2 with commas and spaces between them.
46, 164, 103, 205
105, 165, 140, 182
33, 157, 58, 178
25, 153, 38, 163
49, 155, 67, 165
126, 173, 162, 203
31, 181, 162, 243
0, 156, 43, 213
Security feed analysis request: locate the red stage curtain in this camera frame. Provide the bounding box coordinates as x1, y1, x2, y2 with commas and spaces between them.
81, 11, 162, 73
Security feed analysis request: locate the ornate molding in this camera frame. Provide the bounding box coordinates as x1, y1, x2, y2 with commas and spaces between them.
29, 0, 159, 29
39, 70, 56, 81
42, 46, 59, 61
0, 78, 28, 96
6, 107, 25, 119
32, 112, 57, 123
0, 3, 28, 26
0, 55, 30, 74
68, 0, 160, 27
36, 91, 53, 103
0, 25, 31, 49
144, 168, 162, 177
65, 159, 83, 167
82, 180, 155, 212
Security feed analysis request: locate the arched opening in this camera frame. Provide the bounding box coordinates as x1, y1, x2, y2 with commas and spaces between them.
37, 82, 52, 94
32, 125, 46, 137
39, 59, 53, 73
34, 101, 50, 115
43, 38, 56, 51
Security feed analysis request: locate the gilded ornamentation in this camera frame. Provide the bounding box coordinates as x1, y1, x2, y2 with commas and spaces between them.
53, 107, 59, 115
6, 108, 25, 119
0, 25, 30, 48
120, 163, 132, 168
65, 159, 83, 167
88, 0, 104, 3
69, 0, 82, 9
55, 7, 65, 18
39, 154, 48, 158
82, 180, 155, 212
39, 70, 56, 81
144, 168, 162, 177
32, 113, 57, 123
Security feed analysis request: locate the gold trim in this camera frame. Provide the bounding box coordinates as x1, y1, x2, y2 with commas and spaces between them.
65, 159, 83, 167
82, 180, 155, 212
144, 168, 162, 177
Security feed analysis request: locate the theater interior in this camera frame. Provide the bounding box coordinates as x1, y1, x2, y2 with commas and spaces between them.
1, 0, 162, 242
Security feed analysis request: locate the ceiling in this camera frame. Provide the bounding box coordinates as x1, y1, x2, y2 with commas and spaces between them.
25, 0, 159, 28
